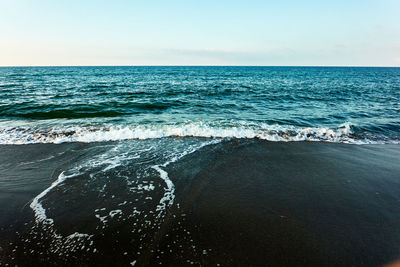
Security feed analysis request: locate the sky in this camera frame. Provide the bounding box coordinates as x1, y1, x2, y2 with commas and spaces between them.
0, 0, 399, 66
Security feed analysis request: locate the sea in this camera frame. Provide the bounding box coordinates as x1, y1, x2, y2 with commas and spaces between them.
0, 66, 399, 266
1, 66, 400, 144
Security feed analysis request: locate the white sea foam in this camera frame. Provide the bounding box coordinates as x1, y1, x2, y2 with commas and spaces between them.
30, 171, 70, 225
152, 165, 174, 217
0, 121, 391, 144
26, 138, 219, 260
29, 171, 94, 256
109, 209, 123, 218
152, 139, 220, 217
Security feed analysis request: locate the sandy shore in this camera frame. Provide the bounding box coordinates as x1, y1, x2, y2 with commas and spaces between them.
0, 139, 399, 266
166, 140, 400, 266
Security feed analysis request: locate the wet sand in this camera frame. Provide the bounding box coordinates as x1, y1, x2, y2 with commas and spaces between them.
1, 139, 400, 266
0, 143, 90, 253
165, 140, 400, 266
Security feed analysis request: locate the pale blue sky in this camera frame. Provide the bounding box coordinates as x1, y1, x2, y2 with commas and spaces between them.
1, 0, 399, 66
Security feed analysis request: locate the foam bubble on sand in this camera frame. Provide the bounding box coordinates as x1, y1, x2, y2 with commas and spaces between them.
137, 184, 155, 191
109, 209, 123, 218
66, 232, 92, 240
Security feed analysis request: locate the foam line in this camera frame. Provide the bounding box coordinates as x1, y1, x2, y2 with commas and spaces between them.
152, 140, 220, 217
0, 122, 394, 145
30, 172, 70, 224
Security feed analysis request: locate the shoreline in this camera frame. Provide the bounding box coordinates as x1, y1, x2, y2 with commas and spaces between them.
0, 139, 399, 266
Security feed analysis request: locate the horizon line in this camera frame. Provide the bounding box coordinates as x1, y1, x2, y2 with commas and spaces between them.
0, 65, 399, 68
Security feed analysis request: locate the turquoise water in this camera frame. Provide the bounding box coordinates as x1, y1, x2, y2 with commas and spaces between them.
0, 66, 399, 143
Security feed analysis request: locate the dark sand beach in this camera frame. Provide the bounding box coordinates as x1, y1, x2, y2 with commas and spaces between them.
0, 139, 400, 266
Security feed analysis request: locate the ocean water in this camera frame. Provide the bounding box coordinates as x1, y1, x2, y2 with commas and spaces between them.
1, 66, 400, 265
1, 66, 399, 144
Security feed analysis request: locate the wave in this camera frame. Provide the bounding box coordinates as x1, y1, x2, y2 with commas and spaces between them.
0, 121, 396, 145
0, 102, 176, 119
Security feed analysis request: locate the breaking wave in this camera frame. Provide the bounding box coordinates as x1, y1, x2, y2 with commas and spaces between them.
0, 121, 396, 144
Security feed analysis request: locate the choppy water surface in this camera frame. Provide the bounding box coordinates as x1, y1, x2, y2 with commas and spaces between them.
0, 66, 399, 144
